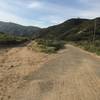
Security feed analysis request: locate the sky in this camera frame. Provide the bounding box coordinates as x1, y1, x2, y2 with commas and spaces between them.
0, 0, 100, 27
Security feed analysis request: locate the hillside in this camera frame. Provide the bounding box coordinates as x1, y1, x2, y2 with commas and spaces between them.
37, 18, 100, 54
0, 32, 28, 46
0, 18, 100, 54
40, 18, 89, 39
39, 18, 100, 40
0, 21, 41, 38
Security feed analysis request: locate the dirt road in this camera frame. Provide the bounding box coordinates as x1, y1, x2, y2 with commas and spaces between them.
0, 44, 100, 100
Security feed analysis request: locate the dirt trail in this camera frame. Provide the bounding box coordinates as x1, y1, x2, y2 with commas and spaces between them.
0, 44, 100, 100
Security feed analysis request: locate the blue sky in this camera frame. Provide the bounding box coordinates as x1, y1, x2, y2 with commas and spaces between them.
0, 0, 100, 27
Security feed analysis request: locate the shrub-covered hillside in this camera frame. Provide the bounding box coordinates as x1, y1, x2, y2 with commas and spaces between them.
37, 18, 100, 54
0, 32, 28, 45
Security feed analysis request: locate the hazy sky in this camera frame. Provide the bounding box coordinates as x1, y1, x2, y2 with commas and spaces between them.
0, 0, 100, 27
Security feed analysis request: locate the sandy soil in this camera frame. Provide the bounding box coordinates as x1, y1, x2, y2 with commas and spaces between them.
0, 44, 54, 100
0, 44, 100, 100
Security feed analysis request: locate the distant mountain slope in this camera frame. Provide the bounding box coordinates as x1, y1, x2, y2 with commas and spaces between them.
39, 18, 89, 39
39, 18, 100, 41
37, 18, 100, 54
0, 21, 41, 38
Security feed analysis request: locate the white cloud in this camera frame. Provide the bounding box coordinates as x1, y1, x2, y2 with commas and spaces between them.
27, 1, 43, 9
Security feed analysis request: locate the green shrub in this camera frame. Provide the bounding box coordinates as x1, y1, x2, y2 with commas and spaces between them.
35, 39, 65, 53
0, 33, 28, 45
41, 47, 56, 53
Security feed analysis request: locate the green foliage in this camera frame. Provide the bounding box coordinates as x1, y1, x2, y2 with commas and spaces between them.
74, 41, 100, 55
40, 18, 89, 40
35, 39, 65, 53
41, 47, 56, 53
39, 18, 100, 55
0, 33, 28, 45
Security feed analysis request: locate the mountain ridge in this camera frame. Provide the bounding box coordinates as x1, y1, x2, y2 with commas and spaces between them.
0, 21, 41, 38
39, 17, 100, 40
